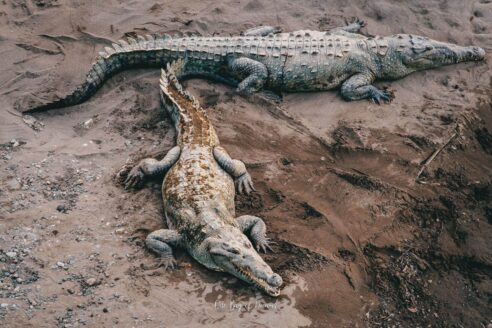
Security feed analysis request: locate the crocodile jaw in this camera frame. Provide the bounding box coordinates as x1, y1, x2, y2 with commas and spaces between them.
206, 232, 282, 297
209, 250, 283, 297
232, 263, 281, 297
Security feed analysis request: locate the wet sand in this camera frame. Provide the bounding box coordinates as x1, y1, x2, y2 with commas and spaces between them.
1, 0, 491, 327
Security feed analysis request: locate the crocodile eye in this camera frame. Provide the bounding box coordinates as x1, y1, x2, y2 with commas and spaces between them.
224, 244, 241, 254
228, 247, 240, 254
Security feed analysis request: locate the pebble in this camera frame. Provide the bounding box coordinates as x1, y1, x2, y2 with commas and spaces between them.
83, 118, 94, 129
85, 278, 98, 286
115, 228, 125, 235
10, 139, 20, 148
57, 261, 65, 268
6, 252, 17, 258
6, 179, 21, 191
56, 204, 66, 213
0, 303, 8, 308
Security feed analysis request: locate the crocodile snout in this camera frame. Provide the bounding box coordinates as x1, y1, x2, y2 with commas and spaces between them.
268, 273, 283, 287
472, 46, 486, 60
457, 46, 485, 62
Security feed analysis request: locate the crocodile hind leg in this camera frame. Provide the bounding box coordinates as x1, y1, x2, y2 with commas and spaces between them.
241, 25, 282, 36
236, 215, 272, 253
330, 17, 366, 34
146, 229, 183, 269
227, 57, 268, 96
213, 146, 255, 195
340, 72, 392, 104
123, 146, 181, 189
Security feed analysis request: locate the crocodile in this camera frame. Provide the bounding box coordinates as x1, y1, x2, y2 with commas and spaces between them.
25, 18, 485, 112
122, 60, 282, 296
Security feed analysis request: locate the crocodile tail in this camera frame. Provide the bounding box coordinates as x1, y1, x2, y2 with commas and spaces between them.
25, 34, 173, 113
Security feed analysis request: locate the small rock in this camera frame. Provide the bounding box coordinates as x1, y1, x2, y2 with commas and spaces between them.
85, 278, 98, 286
0, 303, 8, 308
407, 307, 417, 313
6, 252, 17, 258
10, 139, 20, 148
56, 204, 66, 213
115, 228, 125, 235
6, 179, 21, 191
57, 261, 65, 268
102, 307, 109, 313
83, 118, 94, 129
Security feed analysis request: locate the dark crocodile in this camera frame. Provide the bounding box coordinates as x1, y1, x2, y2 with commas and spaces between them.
121, 60, 282, 296
25, 18, 485, 111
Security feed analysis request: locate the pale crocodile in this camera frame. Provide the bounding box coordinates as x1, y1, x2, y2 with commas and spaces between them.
25, 18, 485, 111
122, 60, 282, 296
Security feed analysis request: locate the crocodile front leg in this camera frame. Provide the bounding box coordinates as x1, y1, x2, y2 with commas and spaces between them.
124, 146, 181, 189
236, 215, 272, 253
146, 229, 182, 269
227, 57, 268, 95
340, 72, 392, 104
213, 146, 255, 195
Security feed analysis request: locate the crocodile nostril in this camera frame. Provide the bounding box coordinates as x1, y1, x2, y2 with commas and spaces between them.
268, 273, 283, 287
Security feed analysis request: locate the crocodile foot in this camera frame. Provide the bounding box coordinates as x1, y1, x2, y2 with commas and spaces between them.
235, 172, 255, 195
255, 237, 273, 253
124, 166, 145, 189
334, 17, 366, 33
370, 89, 392, 105
156, 256, 178, 270
348, 17, 366, 29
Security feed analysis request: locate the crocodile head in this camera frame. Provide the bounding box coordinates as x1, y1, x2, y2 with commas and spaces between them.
205, 226, 282, 297
381, 34, 485, 78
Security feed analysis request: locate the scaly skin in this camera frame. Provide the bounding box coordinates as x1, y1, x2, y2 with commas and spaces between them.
122, 60, 282, 296
25, 18, 485, 112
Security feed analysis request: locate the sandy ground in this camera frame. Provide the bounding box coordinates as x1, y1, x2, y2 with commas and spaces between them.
1, 0, 492, 327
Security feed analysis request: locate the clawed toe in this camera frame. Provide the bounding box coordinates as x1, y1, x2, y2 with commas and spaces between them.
352, 17, 366, 27
256, 238, 273, 253
371, 90, 392, 105
157, 257, 177, 270
124, 167, 144, 189
235, 173, 255, 195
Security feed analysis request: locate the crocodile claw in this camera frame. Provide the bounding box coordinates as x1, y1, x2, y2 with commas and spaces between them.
235, 172, 255, 195
371, 89, 392, 105
256, 238, 273, 253
351, 17, 366, 28
157, 256, 177, 270
124, 166, 145, 189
